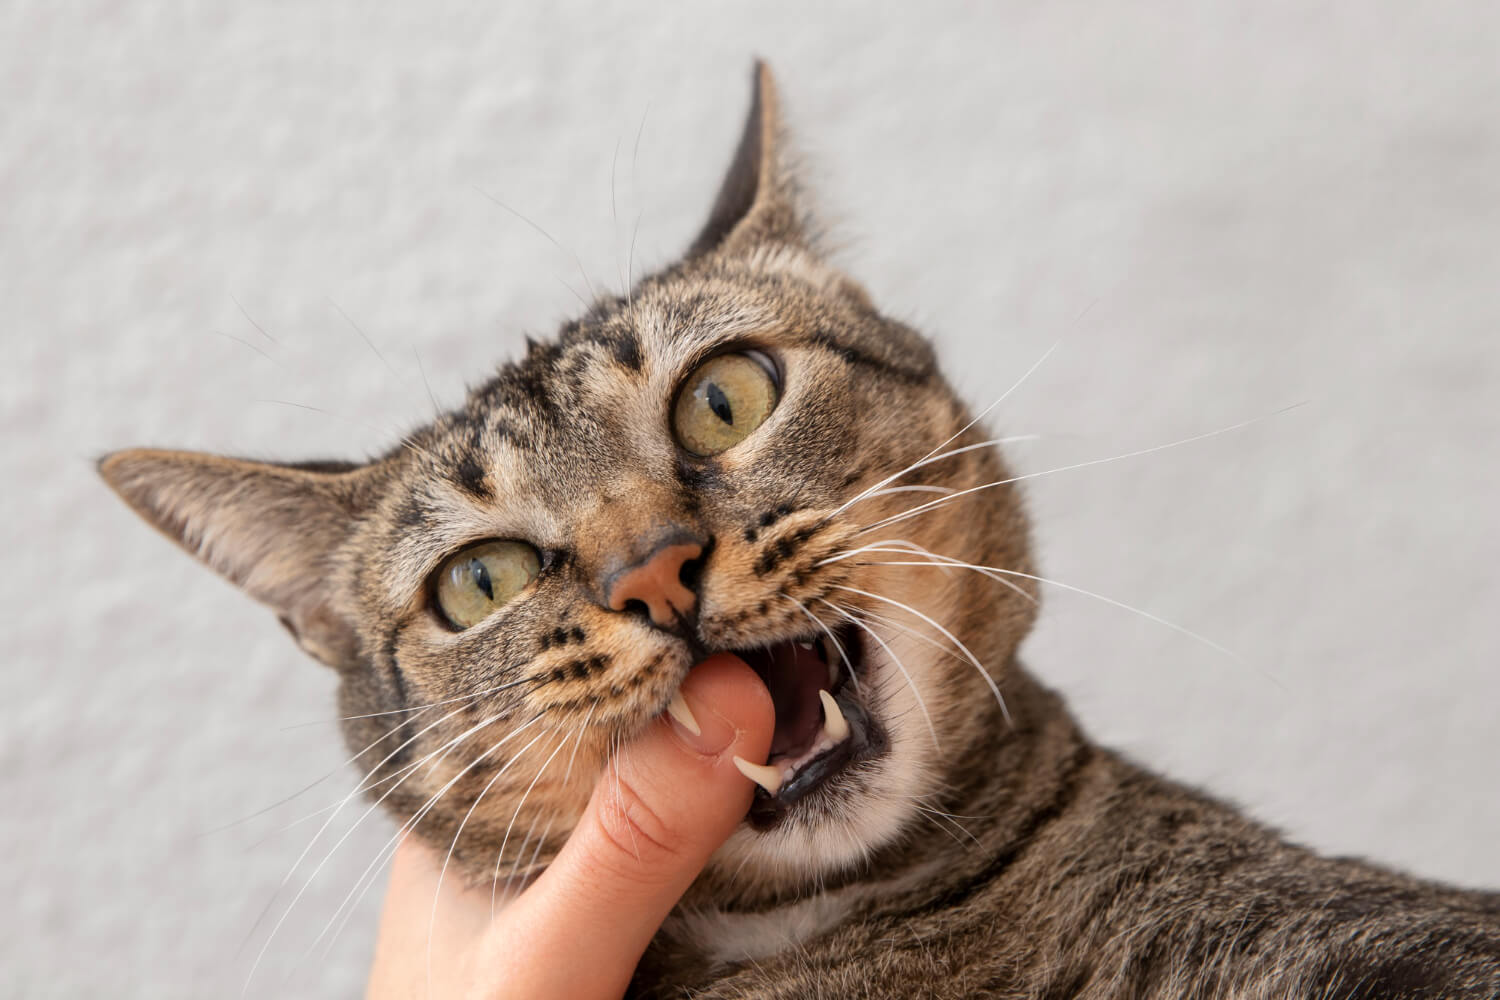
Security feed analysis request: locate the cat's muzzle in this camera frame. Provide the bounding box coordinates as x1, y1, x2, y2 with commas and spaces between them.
722, 624, 885, 829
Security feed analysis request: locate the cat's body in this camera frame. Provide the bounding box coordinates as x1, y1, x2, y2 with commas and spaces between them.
101, 65, 1498, 998
644, 668, 1500, 997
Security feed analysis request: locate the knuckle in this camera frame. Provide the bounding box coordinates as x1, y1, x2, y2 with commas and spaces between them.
590, 769, 686, 877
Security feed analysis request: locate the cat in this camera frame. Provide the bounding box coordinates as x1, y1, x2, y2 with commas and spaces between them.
100, 63, 1499, 998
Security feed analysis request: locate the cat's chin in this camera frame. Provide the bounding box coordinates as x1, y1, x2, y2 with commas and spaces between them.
694, 625, 944, 893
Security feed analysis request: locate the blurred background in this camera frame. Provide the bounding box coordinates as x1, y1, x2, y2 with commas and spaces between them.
4, 2, 1497, 995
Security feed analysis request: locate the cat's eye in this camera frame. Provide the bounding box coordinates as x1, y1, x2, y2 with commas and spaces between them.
433, 540, 541, 630
672, 351, 780, 456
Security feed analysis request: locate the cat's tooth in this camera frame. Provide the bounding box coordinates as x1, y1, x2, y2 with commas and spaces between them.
733, 756, 784, 796
818, 689, 850, 743
795, 640, 816, 652
666, 690, 701, 737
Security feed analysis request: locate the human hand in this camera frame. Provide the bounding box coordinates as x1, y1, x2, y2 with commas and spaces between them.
366, 652, 775, 999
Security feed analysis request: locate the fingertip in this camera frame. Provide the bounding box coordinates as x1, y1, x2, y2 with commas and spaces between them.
675, 652, 775, 762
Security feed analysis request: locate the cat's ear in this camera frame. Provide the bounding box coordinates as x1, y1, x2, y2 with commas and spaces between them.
689, 61, 813, 259
98, 449, 377, 669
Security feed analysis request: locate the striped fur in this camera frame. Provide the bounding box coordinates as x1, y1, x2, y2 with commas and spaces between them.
100, 65, 1498, 997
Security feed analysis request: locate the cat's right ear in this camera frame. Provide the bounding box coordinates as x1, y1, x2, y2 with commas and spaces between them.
688, 61, 814, 259
98, 449, 377, 670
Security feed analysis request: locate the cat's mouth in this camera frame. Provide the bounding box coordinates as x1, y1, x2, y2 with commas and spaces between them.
724, 624, 882, 829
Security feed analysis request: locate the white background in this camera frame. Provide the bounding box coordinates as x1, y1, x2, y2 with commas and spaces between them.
4, 2, 1497, 996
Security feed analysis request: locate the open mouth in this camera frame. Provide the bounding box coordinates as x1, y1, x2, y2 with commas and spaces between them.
725, 623, 883, 829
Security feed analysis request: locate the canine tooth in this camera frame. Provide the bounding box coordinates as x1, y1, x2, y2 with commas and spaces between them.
795, 640, 816, 652
733, 756, 784, 796
818, 689, 850, 742
666, 690, 701, 737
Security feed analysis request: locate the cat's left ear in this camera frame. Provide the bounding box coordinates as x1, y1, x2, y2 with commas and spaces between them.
689, 61, 815, 259
99, 449, 378, 669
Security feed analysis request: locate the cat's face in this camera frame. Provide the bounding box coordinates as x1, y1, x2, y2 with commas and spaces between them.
100, 65, 1037, 902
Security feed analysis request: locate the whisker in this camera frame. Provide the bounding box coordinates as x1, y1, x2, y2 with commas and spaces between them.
203, 707, 431, 838
236, 700, 482, 957
860, 485, 958, 500
819, 339, 1059, 524
829, 584, 1010, 726
516, 812, 558, 894
326, 297, 436, 421
281, 674, 539, 729
303, 714, 548, 967
327, 297, 401, 384
471, 185, 599, 305
857, 403, 1308, 536
815, 598, 938, 749
822, 539, 1036, 605
626, 103, 649, 308
252, 398, 444, 467
412, 345, 441, 418
500, 810, 547, 903
231, 292, 280, 346
244, 710, 537, 992
783, 593, 860, 694
608, 732, 639, 861
922, 340, 1059, 477
852, 553, 1261, 676
822, 434, 1040, 525
426, 728, 561, 988
485, 728, 571, 916
610, 135, 624, 296
843, 605, 970, 669
561, 700, 598, 788
214, 330, 277, 364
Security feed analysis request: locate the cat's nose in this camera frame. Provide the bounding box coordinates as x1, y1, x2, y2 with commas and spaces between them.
604, 535, 707, 630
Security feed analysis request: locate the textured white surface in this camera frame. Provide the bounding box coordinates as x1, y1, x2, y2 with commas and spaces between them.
4, 2, 1498, 995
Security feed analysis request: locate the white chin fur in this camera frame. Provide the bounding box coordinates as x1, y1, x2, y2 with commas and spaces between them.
705, 636, 942, 886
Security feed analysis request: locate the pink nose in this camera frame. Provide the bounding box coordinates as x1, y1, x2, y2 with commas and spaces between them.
605, 541, 703, 629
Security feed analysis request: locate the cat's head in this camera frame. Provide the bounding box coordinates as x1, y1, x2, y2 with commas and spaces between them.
100, 65, 1037, 902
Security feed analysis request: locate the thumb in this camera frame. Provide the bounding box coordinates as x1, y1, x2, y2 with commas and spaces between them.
485, 653, 774, 998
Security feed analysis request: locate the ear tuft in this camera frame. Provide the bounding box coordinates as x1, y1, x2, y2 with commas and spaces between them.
689, 61, 812, 258
99, 448, 372, 669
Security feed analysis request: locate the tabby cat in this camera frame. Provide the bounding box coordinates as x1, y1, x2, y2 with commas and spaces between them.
100, 65, 1499, 998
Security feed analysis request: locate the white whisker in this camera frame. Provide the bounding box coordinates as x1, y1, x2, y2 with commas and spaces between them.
816, 598, 938, 750
819, 340, 1058, 523
853, 553, 1255, 671
857, 404, 1307, 536
830, 584, 1010, 726
783, 593, 860, 694
245, 710, 538, 991
236, 699, 482, 959
823, 435, 1040, 524
426, 728, 561, 989
307, 715, 549, 964
283, 674, 538, 729
205, 708, 430, 838
823, 539, 1037, 605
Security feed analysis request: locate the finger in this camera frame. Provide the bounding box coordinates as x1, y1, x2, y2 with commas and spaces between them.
477, 653, 774, 1000
367, 836, 492, 999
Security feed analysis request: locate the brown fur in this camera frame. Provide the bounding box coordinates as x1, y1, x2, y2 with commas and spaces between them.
100, 64, 1498, 997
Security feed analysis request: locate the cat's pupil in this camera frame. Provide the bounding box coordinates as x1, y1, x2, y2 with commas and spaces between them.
706, 382, 733, 425
469, 560, 494, 600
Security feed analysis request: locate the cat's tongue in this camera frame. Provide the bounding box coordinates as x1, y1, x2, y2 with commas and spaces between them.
739, 640, 830, 758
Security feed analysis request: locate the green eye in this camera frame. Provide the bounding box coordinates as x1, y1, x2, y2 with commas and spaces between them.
433, 540, 540, 629
673, 352, 779, 456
